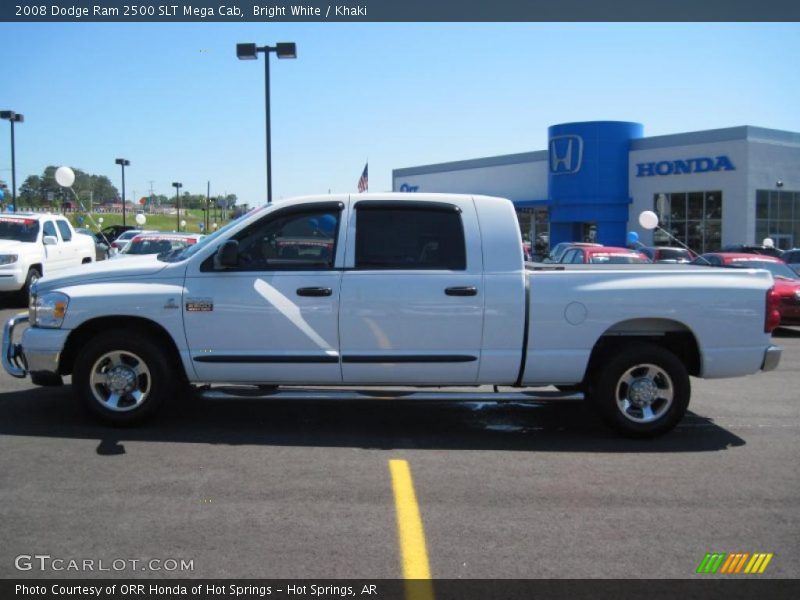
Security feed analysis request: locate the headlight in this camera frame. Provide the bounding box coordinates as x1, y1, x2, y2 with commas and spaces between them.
30, 292, 70, 329
0, 254, 18, 265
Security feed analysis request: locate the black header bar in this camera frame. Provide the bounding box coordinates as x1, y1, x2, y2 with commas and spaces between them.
4, 579, 800, 600
3, 0, 800, 22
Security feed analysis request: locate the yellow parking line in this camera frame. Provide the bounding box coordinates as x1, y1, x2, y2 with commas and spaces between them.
389, 459, 434, 600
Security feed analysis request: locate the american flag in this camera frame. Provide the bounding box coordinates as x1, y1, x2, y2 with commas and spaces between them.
357, 162, 368, 193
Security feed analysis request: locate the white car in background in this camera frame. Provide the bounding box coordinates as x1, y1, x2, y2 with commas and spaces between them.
108, 229, 157, 253
112, 232, 204, 259
0, 213, 95, 301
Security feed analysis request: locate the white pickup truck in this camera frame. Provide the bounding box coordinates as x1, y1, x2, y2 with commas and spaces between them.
2, 194, 782, 436
0, 213, 95, 300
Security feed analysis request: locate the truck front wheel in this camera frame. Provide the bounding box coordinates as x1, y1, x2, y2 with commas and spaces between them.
72, 331, 173, 425
20, 267, 41, 303
588, 343, 690, 438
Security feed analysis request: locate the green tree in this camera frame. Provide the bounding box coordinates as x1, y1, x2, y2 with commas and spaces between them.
17, 166, 120, 210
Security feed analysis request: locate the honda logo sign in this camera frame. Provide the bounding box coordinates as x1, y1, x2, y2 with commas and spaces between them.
549, 135, 583, 175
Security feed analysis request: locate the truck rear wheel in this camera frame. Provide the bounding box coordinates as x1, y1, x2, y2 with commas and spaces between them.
588, 343, 690, 438
72, 330, 173, 425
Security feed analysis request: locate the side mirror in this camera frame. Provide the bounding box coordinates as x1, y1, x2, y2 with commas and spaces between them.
214, 240, 239, 269
43, 236, 58, 246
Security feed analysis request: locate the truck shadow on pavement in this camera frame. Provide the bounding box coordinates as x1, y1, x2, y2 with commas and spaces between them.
0, 386, 746, 454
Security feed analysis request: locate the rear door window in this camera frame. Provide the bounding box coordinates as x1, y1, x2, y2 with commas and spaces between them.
56, 220, 72, 241
354, 204, 466, 270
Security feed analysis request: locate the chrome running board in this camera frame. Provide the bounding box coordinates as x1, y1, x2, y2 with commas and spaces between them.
198, 387, 584, 403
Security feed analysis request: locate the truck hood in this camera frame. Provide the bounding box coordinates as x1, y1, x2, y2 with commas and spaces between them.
36, 256, 173, 291
0, 239, 31, 253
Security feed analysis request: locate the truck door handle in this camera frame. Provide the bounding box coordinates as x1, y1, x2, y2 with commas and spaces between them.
296, 287, 333, 297
445, 286, 478, 296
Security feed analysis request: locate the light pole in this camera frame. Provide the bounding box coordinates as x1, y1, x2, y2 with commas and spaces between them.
236, 41, 296, 205
172, 182, 182, 230
115, 158, 130, 226
206, 180, 210, 231
0, 110, 24, 207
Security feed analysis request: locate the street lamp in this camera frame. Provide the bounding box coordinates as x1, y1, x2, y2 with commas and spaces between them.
0, 110, 24, 206
172, 182, 182, 230
236, 41, 296, 205
115, 158, 130, 226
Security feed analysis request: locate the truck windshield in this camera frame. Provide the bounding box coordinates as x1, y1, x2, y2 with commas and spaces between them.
0, 217, 39, 243
589, 254, 650, 264
158, 214, 249, 263
728, 260, 799, 281
657, 248, 693, 261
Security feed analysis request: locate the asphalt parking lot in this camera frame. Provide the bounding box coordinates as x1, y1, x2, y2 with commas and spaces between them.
0, 303, 798, 580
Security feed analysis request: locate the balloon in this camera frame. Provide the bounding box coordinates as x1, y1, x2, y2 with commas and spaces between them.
638, 211, 659, 230
319, 214, 337, 235
0, 189, 4, 200
135, 213, 146, 226
627, 231, 639, 244
55, 166, 75, 188
763, 238, 774, 248
98, 217, 104, 225
180, 220, 186, 228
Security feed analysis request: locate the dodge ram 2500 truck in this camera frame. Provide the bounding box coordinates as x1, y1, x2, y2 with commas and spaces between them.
2, 194, 782, 436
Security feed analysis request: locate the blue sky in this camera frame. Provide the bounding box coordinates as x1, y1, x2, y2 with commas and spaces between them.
2, 22, 800, 206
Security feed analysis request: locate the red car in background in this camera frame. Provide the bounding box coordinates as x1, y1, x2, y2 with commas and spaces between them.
640, 246, 697, 263
693, 252, 800, 326
559, 245, 651, 264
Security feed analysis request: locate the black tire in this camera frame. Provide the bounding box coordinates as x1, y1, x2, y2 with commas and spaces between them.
72, 330, 174, 425
586, 343, 690, 438
20, 267, 41, 304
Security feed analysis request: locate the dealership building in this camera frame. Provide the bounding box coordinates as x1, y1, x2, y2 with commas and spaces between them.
392, 122, 800, 252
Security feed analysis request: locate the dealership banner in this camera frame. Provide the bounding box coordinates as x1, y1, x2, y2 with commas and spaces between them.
2, 0, 800, 21
4, 580, 800, 600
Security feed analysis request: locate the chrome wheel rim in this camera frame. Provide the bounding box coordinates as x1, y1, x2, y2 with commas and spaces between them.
89, 350, 152, 412
615, 363, 674, 423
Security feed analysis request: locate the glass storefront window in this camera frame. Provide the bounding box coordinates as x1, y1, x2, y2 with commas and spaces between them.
671, 193, 686, 220
756, 190, 769, 219
688, 193, 704, 220
653, 191, 722, 253
515, 207, 549, 247
705, 193, 722, 219
780, 192, 793, 222
769, 191, 780, 221
755, 189, 800, 250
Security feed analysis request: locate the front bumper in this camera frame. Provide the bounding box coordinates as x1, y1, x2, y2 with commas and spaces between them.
2, 313, 29, 377
0, 268, 26, 292
3, 314, 66, 384
761, 345, 782, 372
